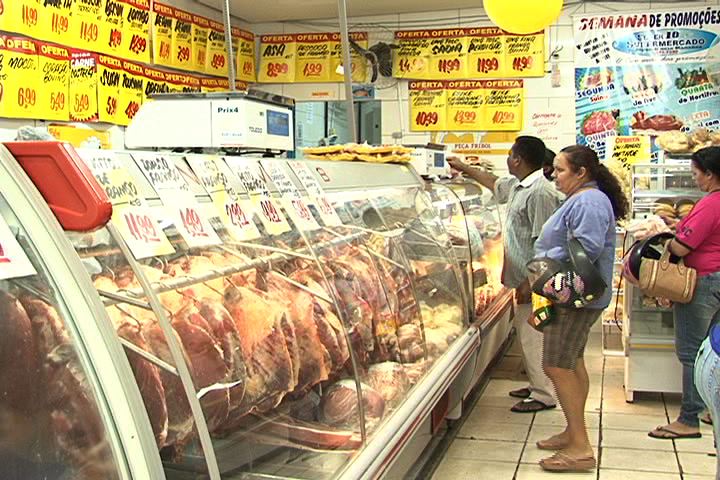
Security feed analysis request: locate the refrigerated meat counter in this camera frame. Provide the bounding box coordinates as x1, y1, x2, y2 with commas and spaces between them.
0, 141, 508, 480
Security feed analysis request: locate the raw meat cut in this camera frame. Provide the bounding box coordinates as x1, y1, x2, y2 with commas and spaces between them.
320, 379, 385, 429
581, 110, 619, 136
366, 362, 410, 408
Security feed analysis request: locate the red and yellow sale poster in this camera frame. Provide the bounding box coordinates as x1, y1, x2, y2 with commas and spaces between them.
295, 33, 332, 83
69, 50, 99, 122
504, 32, 544, 78
40, 0, 73, 47
151, 2, 173, 67
70, 0, 103, 53
191, 14, 209, 73
445, 80, 485, 130
120, 0, 150, 64
329, 32, 368, 83
100, 0, 125, 57
482, 79, 524, 130
97, 54, 123, 124
466, 27, 506, 78
257, 34, 296, 83
200, 77, 226, 92
171, 7, 193, 71
36, 41, 70, 121
427, 31, 469, 79
164, 72, 199, 93
409, 81, 447, 131
205, 20, 229, 76
393, 30, 432, 79
0, 35, 39, 119
0, 0, 43, 39
235, 27, 256, 82
118, 60, 143, 125
142, 65, 169, 100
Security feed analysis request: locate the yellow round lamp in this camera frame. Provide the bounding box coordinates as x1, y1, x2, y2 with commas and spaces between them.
483, 0, 563, 34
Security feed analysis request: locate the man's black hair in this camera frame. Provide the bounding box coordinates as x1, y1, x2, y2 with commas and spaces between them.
512, 136, 546, 170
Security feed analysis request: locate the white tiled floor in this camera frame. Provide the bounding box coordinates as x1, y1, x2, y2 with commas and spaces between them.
432, 332, 718, 479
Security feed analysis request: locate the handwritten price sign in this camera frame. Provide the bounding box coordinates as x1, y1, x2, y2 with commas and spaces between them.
261, 160, 320, 231
258, 35, 296, 82
409, 81, 447, 132
287, 161, 344, 227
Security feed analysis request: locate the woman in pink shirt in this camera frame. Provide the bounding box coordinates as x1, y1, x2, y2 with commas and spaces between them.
649, 146, 720, 440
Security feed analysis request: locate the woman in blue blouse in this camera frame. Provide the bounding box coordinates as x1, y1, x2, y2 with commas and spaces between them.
533, 145, 629, 472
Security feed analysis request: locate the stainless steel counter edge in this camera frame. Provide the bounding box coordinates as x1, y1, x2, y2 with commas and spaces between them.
339, 326, 481, 480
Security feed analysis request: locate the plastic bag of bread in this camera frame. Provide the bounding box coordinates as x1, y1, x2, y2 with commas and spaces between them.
657, 130, 690, 153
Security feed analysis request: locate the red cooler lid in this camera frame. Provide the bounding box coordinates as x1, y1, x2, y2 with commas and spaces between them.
4, 141, 112, 232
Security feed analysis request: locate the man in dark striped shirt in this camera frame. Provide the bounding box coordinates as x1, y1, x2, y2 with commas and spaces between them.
449, 136, 561, 413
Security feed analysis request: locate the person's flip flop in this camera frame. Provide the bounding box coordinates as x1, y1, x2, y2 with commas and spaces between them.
648, 425, 702, 440
539, 452, 596, 472
511, 399, 556, 413
701, 413, 713, 426
509, 387, 531, 399
536, 435, 569, 451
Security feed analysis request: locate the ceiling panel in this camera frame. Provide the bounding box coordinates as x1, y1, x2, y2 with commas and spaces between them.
199, 0, 483, 22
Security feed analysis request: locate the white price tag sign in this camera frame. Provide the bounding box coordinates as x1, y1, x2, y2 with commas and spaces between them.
287, 161, 344, 227
0, 214, 37, 280
225, 157, 292, 236
261, 161, 321, 232
79, 150, 175, 259
186, 155, 261, 241
133, 153, 222, 248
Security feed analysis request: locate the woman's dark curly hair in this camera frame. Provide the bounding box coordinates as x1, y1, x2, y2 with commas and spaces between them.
560, 145, 629, 220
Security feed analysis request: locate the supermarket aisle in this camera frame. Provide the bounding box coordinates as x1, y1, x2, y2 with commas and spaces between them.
432, 332, 717, 479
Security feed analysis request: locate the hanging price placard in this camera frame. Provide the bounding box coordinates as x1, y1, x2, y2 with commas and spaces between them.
121, 0, 150, 64
409, 81, 447, 132
171, 7, 193, 71
467, 27, 505, 78
225, 158, 292, 236
164, 72, 199, 93
483, 79, 524, 131
70, 0, 103, 53
0, 0, 42, 39
287, 161, 344, 227
40, 0, 73, 47
151, 2, 173, 67
328, 32, 368, 83
446, 81, 485, 131
393, 31, 431, 79
0, 212, 37, 280
69, 51, 99, 122
295, 33, 332, 83
142, 65, 169, 99
427, 32, 468, 79
97, 54, 123, 124
504, 32, 544, 78
205, 20, 228, 76
190, 14, 209, 73
132, 152, 222, 248
79, 150, 175, 259
235, 28, 256, 82
118, 60, 143, 125
258, 34, 296, 83
101, 0, 125, 57
36, 42, 70, 121
0, 35, 40, 120
186, 155, 262, 241
260, 160, 320, 231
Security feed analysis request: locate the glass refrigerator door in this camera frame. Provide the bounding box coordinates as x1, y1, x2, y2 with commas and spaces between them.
0, 195, 130, 479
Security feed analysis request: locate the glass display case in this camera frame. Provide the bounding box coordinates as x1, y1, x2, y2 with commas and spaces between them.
622, 157, 702, 402
0, 143, 486, 480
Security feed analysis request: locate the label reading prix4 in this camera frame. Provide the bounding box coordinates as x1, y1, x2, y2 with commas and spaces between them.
0, 212, 37, 281
287, 161, 343, 227
260, 160, 320, 232
132, 153, 222, 248
185, 155, 261, 241
79, 150, 175, 259
224, 158, 292, 236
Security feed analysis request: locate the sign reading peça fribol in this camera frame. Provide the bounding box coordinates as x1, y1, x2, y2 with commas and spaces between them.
574, 6, 720, 66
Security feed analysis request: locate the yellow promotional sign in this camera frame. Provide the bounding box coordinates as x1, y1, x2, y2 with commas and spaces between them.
393, 31, 431, 79
205, 20, 229, 76
40, 0, 73, 46
329, 32, 368, 83
504, 31, 544, 78
118, 60, 143, 125
70, 0, 103, 53
47, 123, 112, 148
606, 136, 652, 168
482, 80, 524, 131
69, 51, 99, 121
409, 81, 447, 132
36, 42, 70, 121
0, 0, 42, 38
295, 33, 332, 83
235, 28, 256, 82
191, 14, 209, 73
164, 72, 199, 93
0, 35, 39, 120
427, 32, 469, 79
200, 77, 227, 92
151, 2, 173, 67
258, 34, 297, 83
446, 81, 486, 131
395, 28, 544, 80
466, 27, 506, 78
100, 0, 125, 57
142, 65, 169, 100
97, 54, 123, 124
171, 7, 193, 71
120, 0, 150, 64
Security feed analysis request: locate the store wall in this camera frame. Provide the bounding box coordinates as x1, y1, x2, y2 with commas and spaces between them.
250, 0, 720, 151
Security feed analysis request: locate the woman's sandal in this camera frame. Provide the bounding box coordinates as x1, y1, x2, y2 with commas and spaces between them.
540, 452, 597, 472
536, 434, 569, 451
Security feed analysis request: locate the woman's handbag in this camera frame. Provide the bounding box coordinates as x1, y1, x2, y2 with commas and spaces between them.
638, 241, 696, 304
